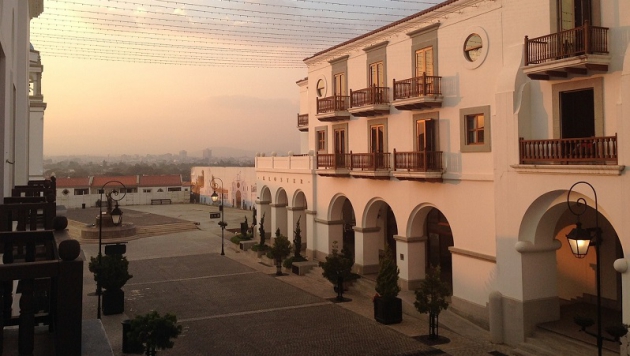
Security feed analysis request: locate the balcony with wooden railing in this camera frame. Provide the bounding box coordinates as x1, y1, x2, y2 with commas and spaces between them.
297, 114, 308, 132
392, 73, 443, 110
316, 152, 391, 179
518, 135, 617, 165
316, 95, 350, 122
392, 149, 444, 182
523, 22, 610, 80
348, 86, 390, 117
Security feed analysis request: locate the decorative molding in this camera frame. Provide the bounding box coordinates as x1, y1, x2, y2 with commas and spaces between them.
270, 203, 288, 208
363, 41, 389, 52
305, 210, 317, 215
314, 218, 343, 225
449, 247, 496, 263
515, 240, 562, 253
286, 206, 306, 212
353, 226, 380, 233
328, 55, 349, 64
511, 164, 625, 176
406, 23, 440, 37
393, 235, 427, 243
256, 200, 270, 205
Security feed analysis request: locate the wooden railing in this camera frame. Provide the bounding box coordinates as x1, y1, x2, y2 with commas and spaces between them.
1, 231, 83, 356
317, 95, 349, 114
316, 153, 351, 169
393, 73, 442, 100
519, 135, 617, 164
351, 152, 390, 170
297, 114, 308, 127
524, 22, 609, 65
393, 150, 443, 171
316, 152, 390, 171
350, 86, 389, 107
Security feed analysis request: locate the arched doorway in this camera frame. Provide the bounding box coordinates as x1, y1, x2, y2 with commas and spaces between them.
426, 208, 453, 290
518, 190, 624, 346
274, 189, 288, 236
342, 199, 355, 257
258, 186, 272, 239
236, 190, 242, 209
361, 199, 398, 275
292, 191, 308, 254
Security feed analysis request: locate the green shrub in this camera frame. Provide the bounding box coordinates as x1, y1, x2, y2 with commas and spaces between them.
88, 254, 132, 290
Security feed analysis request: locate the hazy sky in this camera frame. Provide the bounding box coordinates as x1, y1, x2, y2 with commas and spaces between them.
31, 0, 432, 156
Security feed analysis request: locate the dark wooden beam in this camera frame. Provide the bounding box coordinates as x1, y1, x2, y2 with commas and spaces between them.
527, 73, 550, 80
546, 70, 568, 78
585, 63, 608, 72
565, 67, 588, 75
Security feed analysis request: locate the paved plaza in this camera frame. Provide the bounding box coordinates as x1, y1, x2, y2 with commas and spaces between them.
71, 204, 516, 356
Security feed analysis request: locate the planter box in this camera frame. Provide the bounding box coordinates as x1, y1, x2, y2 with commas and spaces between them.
103, 289, 125, 315
373, 296, 402, 325
240, 240, 257, 251
292, 261, 318, 276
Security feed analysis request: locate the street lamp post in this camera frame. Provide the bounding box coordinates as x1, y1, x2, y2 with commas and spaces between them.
97, 181, 126, 319
211, 177, 226, 256
565, 181, 603, 356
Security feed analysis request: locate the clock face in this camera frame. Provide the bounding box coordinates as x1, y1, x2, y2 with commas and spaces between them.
464, 34, 483, 62
316, 79, 326, 97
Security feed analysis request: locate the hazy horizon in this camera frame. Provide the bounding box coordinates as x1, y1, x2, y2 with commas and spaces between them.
31, 0, 431, 157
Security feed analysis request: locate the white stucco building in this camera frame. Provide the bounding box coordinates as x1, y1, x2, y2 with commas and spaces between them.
0, 0, 44, 196
256, 0, 630, 349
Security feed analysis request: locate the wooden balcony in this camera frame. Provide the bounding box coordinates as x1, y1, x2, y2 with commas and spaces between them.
297, 114, 308, 132
316, 152, 391, 179
523, 22, 610, 80
392, 150, 444, 182
316, 95, 350, 122
392, 74, 443, 110
316, 153, 351, 177
348, 86, 390, 117
518, 135, 617, 165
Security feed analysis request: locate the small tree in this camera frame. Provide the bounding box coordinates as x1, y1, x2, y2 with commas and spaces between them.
258, 213, 266, 247
267, 229, 292, 275
128, 311, 182, 356
414, 266, 450, 339
375, 247, 400, 300
321, 242, 354, 301
293, 216, 302, 259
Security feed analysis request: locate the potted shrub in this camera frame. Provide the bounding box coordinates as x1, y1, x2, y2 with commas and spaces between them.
127, 311, 182, 356
321, 241, 354, 302
88, 253, 132, 315
414, 266, 450, 340
283, 217, 307, 269
373, 246, 402, 324
267, 228, 292, 275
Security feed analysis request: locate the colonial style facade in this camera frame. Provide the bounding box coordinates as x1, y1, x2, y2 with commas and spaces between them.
256, 0, 630, 348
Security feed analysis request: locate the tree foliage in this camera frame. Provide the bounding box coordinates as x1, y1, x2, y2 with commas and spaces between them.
128, 311, 182, 355
375, 246, 400, 300
414, 266, 450, 316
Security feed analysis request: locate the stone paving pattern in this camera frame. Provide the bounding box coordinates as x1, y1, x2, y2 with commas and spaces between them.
77, 204, 515, 356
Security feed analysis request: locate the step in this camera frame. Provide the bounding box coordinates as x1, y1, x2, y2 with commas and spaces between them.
512, 327, 618, 356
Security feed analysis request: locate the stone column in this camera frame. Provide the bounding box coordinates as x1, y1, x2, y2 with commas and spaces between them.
353, 227, 381, 275
270, 203, 288, 237
394, 235, 427, 290
312, 217, 343, 262
287, 206, 306, 252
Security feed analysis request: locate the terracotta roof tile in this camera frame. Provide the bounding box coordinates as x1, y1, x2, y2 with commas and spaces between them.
139, 175, 182, 187
56, 177, 90, 188
92, 176, 138, 188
